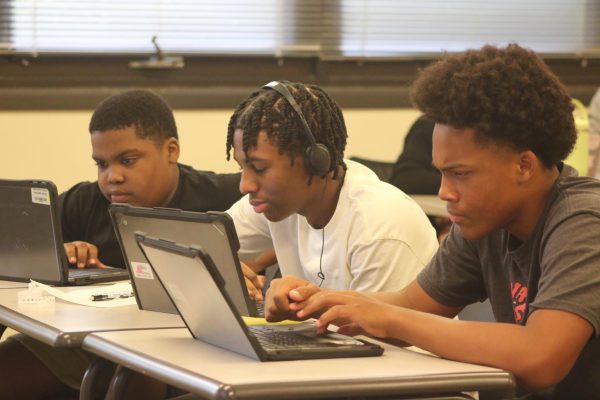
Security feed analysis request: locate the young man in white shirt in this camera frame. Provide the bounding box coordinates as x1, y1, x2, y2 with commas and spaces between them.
226, 81, 438, 298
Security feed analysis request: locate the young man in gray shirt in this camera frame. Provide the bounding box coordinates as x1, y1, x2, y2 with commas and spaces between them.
265, 44, 600, 399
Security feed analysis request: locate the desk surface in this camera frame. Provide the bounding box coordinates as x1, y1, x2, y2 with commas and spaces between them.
0, 287, 184, 347
0, 280, 29, 289
83, 328, 515, 400
411, 195, 448, 217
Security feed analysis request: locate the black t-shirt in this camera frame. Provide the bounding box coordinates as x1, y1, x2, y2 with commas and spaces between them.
59, 164, 242, 268
389, 116, 441, 195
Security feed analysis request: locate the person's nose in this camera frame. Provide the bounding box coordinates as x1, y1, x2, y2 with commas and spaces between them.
239, 168, 258, 195
438, 175, 457, 203
105, 165, 125, 184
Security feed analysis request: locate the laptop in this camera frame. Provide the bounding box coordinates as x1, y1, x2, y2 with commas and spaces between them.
109, 204, 259, 316
136, 233, 384, 361
0, 179, 129, 285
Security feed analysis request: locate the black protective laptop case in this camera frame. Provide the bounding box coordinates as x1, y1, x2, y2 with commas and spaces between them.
0, 179, 129, 285
110, 204, 258, 316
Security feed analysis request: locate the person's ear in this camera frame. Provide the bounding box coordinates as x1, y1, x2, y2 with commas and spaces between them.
164, 138, 180, 163
516, 150, 537, 183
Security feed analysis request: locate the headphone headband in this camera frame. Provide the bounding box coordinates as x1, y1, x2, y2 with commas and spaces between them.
262, 81, 318, 147
262, 81, 331, 177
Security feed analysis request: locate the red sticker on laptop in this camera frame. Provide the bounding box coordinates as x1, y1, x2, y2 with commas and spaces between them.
131, 262, 154, 280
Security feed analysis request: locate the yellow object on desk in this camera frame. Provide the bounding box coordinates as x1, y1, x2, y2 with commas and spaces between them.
242, 316, 303, 326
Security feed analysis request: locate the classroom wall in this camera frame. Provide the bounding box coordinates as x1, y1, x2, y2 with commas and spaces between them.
0, 108, 422, 193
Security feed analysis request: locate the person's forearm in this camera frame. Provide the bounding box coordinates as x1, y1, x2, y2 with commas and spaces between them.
366, 282, 459, 318
381, 307, 585, 390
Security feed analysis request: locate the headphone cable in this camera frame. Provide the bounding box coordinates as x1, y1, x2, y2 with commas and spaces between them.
317, 227, 325, 287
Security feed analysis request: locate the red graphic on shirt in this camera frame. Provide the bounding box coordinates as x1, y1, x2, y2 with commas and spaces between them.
511, 281, 528, 322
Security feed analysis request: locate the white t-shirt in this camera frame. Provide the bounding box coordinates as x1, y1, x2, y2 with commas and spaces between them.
227, 160, 439, 291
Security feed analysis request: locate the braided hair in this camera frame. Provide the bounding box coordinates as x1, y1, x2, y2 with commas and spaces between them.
226, 81, 347, 179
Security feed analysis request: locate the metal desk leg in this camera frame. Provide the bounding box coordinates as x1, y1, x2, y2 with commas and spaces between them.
105, 365, 136, 400
79, 357, 116, 400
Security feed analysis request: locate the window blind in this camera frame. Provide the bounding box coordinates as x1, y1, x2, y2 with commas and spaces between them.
326, 0, 600, 58
1, 0, 598, 58
2, 0, 323, 55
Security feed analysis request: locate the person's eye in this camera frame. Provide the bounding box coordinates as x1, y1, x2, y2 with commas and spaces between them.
121, 157, 137, 166
252, 164, 266, 173
95, 161, 107, 169
453, 171, 469, 178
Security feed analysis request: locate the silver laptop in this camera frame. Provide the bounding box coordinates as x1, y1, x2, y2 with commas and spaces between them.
109, 204, 259, 316
0, 179, 129, 285
136, 233, 384, 361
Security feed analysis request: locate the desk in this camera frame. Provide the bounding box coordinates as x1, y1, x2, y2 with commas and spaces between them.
83, 328, 515, 400
411, 195, 448, 217
0, 287, 184, 347
0, 279, 29, 289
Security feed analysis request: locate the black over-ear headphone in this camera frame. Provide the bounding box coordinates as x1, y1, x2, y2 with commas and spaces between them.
262, 81, 331, 177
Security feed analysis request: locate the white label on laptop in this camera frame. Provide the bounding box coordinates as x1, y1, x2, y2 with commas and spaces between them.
131, 262, 154, 279
31, 188, 50, 205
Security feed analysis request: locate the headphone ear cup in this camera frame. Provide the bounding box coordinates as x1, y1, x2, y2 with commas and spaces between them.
305, 143, 331, 176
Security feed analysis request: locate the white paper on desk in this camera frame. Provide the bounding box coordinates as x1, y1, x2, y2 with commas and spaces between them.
30, 280, 136, 308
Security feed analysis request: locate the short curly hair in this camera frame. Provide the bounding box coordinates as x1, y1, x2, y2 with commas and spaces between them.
225, 81, 347, 179
89, 89, 178, 143
411, 43, 576, 168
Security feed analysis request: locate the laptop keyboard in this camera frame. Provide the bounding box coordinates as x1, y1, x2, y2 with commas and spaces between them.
68, 266, 122, 277
69, 268, 100, 278
255, 300, 265, 317
249, 326, 324, 349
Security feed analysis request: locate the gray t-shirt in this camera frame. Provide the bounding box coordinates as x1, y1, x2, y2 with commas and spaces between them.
418, 164, 600, 399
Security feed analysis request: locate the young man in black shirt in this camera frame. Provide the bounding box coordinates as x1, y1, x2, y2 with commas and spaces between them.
0, 90, 242, 400
61, 89, 242, 269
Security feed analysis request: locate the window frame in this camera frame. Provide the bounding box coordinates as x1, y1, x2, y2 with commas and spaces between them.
1, 53, 600, 110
